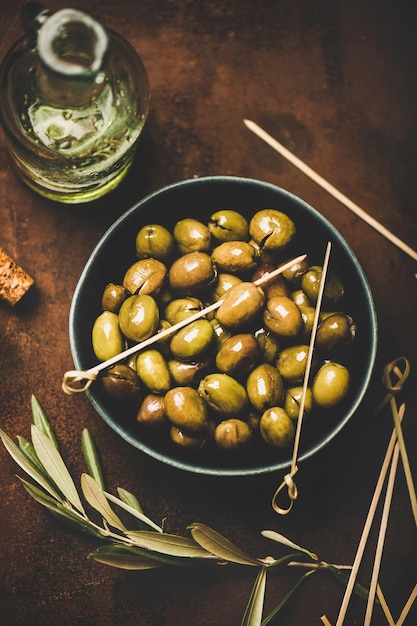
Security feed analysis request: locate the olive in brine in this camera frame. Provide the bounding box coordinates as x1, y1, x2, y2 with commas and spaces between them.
316, 312, 356, 355
312, 362, 350, 408
168, 358, 212, 386
164, 386, 209, 433
246, 363, 284, 412
164, 297, 203, 325
135, 349, 171, 393
263, 295, 302, 338
276, 344, 310, 384
214, 419, 252, 451
101, 283, 129, 313
137, 394, 168, 427
136, 224, 175, 261
215, 333, 260, 377
92, 311, 125, 362
208, 209, 249, 242
260, 407, 295, 448
216, 282, 265, 328
301, 266, 345, 307
170, 319, 215, 360
173, 218, 211, 254
249, 209, 296, 250
284, 386, 314, 419
169, 251, 216, 295
101, 364, 142, 404
123, 259, 167, 296
211, 241, 257, 273
198, 373, 248, 417
118, 294, 159, 342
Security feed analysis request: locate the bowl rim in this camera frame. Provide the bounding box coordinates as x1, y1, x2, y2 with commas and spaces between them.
69, 175, 378, 476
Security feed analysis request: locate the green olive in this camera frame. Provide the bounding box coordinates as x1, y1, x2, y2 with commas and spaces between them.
210, 319, 232, 348
198, 373, 248, 417
170, 319, 215, 360
168, 358, 212, 386
137, 394, 168, 427
118, 294, 159, 343
92, 311, 125, 362
136, 223, 175, 261
316, 312, 356, 355
291, 289, 312, 308
215, 333, 260, 377
208, 210, 249, 242
135, 349, 171, 393
214, 419, 252, 450
173, 218, 211, 254
169, 251, 216, 295
212, 273, 242, 301
211, 241, 258, 273
249, 209, 296, 250
216, 282, 265, 328
101, 364, 142, 404
254, 327, 281, 363
123, 258, 167, 296
164, 386, 209, 433
301, 266, 345, 307
246, 363, 284, 412
101, 283, 129, 313
164, 297, 203, 325
281, 256, 309, 285
312, 362, 350, 408
259, 407, 295, 448
276, 344, 309, 384
284, 386, 314, 419
263, 295, 303, 338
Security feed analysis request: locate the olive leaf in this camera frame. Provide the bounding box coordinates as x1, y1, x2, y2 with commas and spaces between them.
31, 395, 59, 449
104, 490, 163, 533
81, 428, 105, 490
31, 425, 86, 515
90, 544, 165, 570
241, 566, 267, 626
126, 530, 213, 559
80, 473, 127, 532
188, 523, 260, 566
17, 435, 48, 476
261, 530, 318, 560
0, 428, 62, 502
261, 570, 315, 626
325, 564, 380, 604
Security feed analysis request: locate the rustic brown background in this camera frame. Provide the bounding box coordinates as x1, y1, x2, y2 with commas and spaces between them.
1, 1, 416, 624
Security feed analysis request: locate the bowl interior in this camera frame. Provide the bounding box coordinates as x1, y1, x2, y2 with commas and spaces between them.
69, 176, 377, 476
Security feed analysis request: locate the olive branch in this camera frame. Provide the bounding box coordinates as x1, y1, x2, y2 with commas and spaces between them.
1, 395, 373, 626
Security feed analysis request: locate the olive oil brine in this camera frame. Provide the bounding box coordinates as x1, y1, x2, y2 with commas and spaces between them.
0, 3, 150, 203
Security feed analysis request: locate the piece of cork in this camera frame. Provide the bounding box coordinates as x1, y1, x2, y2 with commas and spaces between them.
0, 246, 35, 306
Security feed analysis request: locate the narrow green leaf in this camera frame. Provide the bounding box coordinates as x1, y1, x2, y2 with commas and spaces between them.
260, 553, 305, 569
0, 428, 63, 502
17, 435, 47, 475
31, 425, 85, 515
90, 544, 197, 569
188, 523, 259, 566
326, 564, 380, 604
261, 570, 315, 625
261, 530, 318, 560
18, 476, 63, 508
105, 490, 162, 532
126, 530, 213, 558
81, 429, 105, 489
241, 566, 267, 626
117, 487, 143, 514
91, 550, 163, 570
31, 395, 58, 449
81, 473, 126, 532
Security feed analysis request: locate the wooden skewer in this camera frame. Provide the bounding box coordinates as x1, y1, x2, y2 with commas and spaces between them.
62, 253, 307, 394
244, 119, 417, 264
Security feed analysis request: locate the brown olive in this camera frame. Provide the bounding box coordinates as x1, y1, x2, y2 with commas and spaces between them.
101, 283, 129, 312
101, 364, 142, 404
136, 223, 175, 261
168, 358, 212, 386
316, 312, 356, 355
208, 210, 249, 242
252, 263, 289, 299
137, 394, 168, 427
249, 209, 296, 250
259, 407, 295, 448
254, 327, 281, 363
214, 419, 252, 450
123, 258, 167, 296
216, 282, 265, 328
263, 295, 302, 338
215, 333, 260, 377
211, 241, 258, 273
170, 426, 208, 449
169, 251, 216, 295
164, 386, 209, 432
281, 256, 309, 285
173, 218, 211, 254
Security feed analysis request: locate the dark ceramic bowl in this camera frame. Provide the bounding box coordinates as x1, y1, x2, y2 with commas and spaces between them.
69, 176, 377, 476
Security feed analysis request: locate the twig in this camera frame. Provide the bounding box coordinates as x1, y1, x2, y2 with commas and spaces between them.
243, 119, 417, 264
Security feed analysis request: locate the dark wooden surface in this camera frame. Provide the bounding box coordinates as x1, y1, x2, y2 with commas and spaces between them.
1, 1, 416, 624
